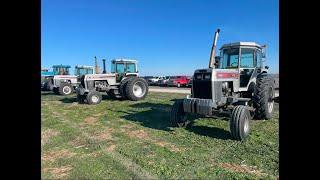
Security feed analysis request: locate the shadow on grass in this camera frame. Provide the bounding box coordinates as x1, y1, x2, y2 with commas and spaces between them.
60, 97, 77, 103
120, 101, 232, 140
120, 102, 175, 131
41, 91, 55, 95
186, 123, 232, 140
59, 94, 120, 103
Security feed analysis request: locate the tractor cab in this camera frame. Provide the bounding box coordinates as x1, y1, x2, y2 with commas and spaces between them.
52, 65, 71, 75
111, 59, 138, 82
218, 42, 267, 88
75, 65, 94, 76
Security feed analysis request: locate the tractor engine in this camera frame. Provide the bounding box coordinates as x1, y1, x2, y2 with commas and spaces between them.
191, 68, 240, 108
94, 81, 108, 91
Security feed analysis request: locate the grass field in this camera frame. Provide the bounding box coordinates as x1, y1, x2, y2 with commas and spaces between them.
41, 91, 279, 179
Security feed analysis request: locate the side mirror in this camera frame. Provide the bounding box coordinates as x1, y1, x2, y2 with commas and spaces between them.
265, 66, 269, 69
214, 56, 221, 67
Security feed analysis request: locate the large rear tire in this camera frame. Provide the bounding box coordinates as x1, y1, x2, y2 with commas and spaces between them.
119, 77, 134, 99
125, 77, 149, 101
86, 91, 102, 105
58, 82, 73, 96
253, 74, 275, 120
170, 100, 189, 127
230, 105, 251, 141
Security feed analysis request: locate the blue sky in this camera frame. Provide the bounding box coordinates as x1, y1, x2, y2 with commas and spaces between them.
41, 0, 278, 76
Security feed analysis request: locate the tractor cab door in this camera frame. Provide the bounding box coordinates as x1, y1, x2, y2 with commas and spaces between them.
114, 63, 126, 83
112, 62, 137, 83
239, 48, 257, 87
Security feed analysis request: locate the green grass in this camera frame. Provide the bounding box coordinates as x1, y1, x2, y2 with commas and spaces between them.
41, 91, 279, 179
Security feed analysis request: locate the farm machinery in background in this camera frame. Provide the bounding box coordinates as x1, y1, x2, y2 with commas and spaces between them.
171, 28, 276, 141
41, 64, 94, 95
41, 65, 71, 91
76, 58, 149, 105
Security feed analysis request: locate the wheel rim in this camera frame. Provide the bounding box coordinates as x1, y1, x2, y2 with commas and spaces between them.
267, 87, 274, 114
133, 81, 146, 97
244, 116, 249, 134
91, 95, 99, 103
177, 83, 180, 87
63, 86, 71, 94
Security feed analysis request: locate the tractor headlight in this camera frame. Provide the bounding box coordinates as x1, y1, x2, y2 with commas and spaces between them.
196, 74, 202, 80
204, 74, 211, 79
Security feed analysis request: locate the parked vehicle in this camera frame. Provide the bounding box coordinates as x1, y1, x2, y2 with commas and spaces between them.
187, 77, 193, 87
147, 76, 165, 85
167, 76, 190, 87
158, 76, 171, 86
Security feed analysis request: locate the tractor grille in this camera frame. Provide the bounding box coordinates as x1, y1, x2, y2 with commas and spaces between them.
192, 79, 212, 99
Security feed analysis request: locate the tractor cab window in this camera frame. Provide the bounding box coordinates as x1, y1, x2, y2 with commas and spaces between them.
59, 68, 69, 75
126, 63, 136, 73
220, 48, 239, 69
256, 49, 262, 68
240, 48, 256, 68
77, 68, 93, 76
116, 63, 125, 73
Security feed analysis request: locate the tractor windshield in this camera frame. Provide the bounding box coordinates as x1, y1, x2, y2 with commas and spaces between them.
76, 68, 93, 76
111, 62, 136, 73
53, 67, 70, 75
126, 63, 136, 73
220, 48, 239, 69
240, 48, 256, 68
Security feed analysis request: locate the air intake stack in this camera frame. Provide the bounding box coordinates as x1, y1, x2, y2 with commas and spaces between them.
209, 28, 220, 68
102, 59, 106, 74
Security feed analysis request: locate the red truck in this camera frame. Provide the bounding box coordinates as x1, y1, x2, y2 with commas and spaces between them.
167, 76, 190, 87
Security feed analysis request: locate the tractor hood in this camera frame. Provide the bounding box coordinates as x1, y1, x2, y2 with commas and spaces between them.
194, 68, 239, 81
53, 75, 78, 80
214, 69, 239, 80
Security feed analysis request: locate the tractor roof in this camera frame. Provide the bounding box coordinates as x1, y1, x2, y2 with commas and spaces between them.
220, 42, 263, 49
112, 58, 137, 63
52, 65, 71, 68
75, 65, 94, 69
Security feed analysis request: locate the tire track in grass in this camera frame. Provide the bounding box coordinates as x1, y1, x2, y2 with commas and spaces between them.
45, 102, 158, 180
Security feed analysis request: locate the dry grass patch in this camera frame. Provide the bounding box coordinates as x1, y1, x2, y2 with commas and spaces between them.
106, 144, 116, 152
91, 128, 114, 141
42, 149, 76, 162
128, 129, 150, 139
42, 165, 72, 179
84, 116, 98, 125
220, 163, 267, 177
41, 129, 60, 145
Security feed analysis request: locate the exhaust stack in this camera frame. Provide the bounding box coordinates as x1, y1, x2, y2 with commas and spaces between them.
94, 56, 101, 74
209, 28, 220, 68
102, 59, 106, 74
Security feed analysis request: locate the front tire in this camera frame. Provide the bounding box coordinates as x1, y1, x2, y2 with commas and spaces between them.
253, 74, 275, 119
53, 87, 59, 95
77, 94, 86, 104
125, 77, 149, 101
230, 105, 251, 141
86, 91, 102, 105
170, 100, 189, 127
58, 82, 73, 96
